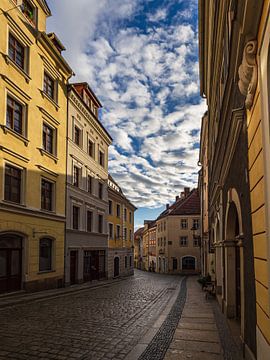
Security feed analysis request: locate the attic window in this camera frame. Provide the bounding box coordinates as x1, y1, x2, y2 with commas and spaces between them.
22, 0, 36, 25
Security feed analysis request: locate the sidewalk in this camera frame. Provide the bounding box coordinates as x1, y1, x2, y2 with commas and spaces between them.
0, 276, 127, 309
164, 277, 242, 360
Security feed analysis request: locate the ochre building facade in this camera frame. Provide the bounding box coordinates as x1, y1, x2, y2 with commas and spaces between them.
0, 0, 73, 292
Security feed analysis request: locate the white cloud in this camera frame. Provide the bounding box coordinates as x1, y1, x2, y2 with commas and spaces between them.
47, 0, 207, 208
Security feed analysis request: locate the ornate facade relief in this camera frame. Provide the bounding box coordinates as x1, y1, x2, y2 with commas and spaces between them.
238, 40, 258, 109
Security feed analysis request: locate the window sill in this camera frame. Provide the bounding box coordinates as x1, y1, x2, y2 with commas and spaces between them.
38, 148, 58, 163
1, 125, 29, 146
4, 54, 31, 83
40, 208, 56, 214
2, 199, 26, 208
40, 90, 59, 110
38, 270, 55, 275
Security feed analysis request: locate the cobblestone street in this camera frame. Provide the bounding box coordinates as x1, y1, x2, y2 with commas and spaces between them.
0, 271, 183, 360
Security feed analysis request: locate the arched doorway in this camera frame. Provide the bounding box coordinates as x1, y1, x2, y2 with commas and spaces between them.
114, 257, 120, 277
182, 256, 196, 270
224, 196, 242, 321
0, 234, 22, 293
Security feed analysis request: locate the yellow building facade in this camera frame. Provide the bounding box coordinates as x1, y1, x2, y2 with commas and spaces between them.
243, 1, 270, 357
0, 0, 72, 292
107, 175, 136, 278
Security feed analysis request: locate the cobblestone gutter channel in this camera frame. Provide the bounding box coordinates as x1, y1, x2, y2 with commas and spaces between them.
138, 277, 187, 360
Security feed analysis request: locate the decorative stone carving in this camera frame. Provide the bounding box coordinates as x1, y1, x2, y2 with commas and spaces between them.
238, 40, 258, 109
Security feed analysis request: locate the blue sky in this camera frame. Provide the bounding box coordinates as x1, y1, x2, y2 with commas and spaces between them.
47, 0, 206, 229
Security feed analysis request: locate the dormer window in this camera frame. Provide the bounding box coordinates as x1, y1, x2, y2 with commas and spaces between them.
22, 0, 36, 25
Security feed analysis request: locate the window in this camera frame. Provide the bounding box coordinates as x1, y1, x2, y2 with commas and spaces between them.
109, 223, 113, 239
124, 228, 127, 240
124, 208, 127, 221
8, 33, 24, 69
43, 123, 54, 154
168, 241, 172, 245
129, 211, 132, 223
164, 237, 166, 245
4, 164, 22, 203
88, 140, 94, 158
22, 0, 36, 25
125, 256, 127, 268
182, 256, 195, 270
173, 258, 177, 270
87, 175, 92, 194
193, 238, 199, 247
87, 211, 92, 232
99, 150, 104, 167
98, 182, 103, 199
41, 179, 53, 211
130, 256, 132, 267
109, 200, 112, 215
6, 95, 23, 135
129, 229, 132, 241
164, 221, 166, 231
193, 219, 200, 229
43, 72, 55, 99
116, 204, 120, 217
180, 236, 188, 246
181, 219, 187, 229
74, 126, 81, 146
116, 225, 120, 239
98, 214, 103, 233
73, 206, 80, 230
73, 166, 80, 187
39, 238, 52, 271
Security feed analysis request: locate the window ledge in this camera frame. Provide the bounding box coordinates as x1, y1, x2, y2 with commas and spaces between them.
40, 208, 56, 214
2, 199, 26, 208
40, 90, 59, 110
38, 270, 55, 275
0, 125, 29, 146
3, 54, 31, 83
38, 148, 58, 163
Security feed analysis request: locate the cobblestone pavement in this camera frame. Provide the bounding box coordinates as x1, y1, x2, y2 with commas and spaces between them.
0, 271, 182, 360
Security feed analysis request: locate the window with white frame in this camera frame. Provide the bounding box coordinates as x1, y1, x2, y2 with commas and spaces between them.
8, 33, 27, 71
6, 94, 26, 136
4, 164, 23, 204
73, 166, 80, 187
41, 178, 54, 211
42, 122, 55, 154
180, 236, 188, 246
116, 225, 121, 239
99, 150, 105, 167
39, 238, 53, 271
193, 219, 200, 229
43, 72, 55, 100
181, 219, 187, 229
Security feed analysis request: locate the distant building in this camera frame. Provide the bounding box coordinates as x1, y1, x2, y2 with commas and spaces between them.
142, 221, 156, 271
107, 175, 136, 278
134, 227, 144, 269
156, 188, 200, 274
65, 83, 112, 285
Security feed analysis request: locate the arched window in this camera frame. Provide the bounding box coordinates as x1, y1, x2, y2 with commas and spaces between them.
182, 256, 195, 270
39, 238, 53, 271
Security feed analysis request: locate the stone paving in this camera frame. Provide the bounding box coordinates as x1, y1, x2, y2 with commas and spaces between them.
0, 270, 182, 360
164, 277, 224, 360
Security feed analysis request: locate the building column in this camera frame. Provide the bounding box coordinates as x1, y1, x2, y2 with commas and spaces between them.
224, 240, 237, 318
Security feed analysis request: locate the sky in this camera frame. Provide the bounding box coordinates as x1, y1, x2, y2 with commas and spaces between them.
46, 0, 206, 230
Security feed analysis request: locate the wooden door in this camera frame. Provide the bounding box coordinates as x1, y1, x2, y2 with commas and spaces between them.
0, 235, 22, 293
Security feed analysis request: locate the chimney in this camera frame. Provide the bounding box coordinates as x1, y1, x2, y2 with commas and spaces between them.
166, 203, 170, 210
181, 192, 185, 199
184, 187, 190, 197
175, 195, 179, 201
